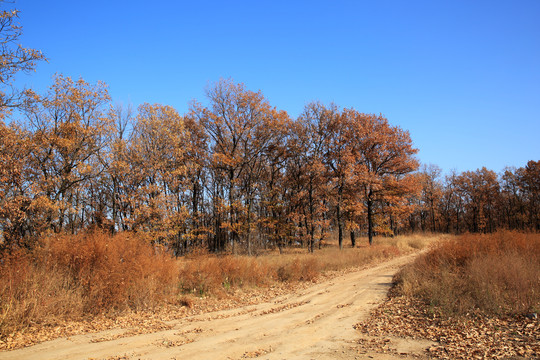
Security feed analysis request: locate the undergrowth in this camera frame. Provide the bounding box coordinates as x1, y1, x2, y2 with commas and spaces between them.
0, 231, 176, 337
394, 231, 540, 316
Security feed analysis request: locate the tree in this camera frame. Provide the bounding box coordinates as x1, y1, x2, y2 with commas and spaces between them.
191, 79, 288, 253
347, 110, 419, 245
23, 74, 112, 233
417, 164, 443, 232
289, 102, 334, 252
499, 167, 526, 230
0, 120, 43, 248
323, 105, 354, 249
453, 168, 499, 233
520, 160, 540, 230
124, 103, 189, 244
103, 103, 133, 233
0, 3, 46, 114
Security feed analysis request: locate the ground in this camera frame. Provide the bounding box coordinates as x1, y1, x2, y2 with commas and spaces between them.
0, 253, 434, 360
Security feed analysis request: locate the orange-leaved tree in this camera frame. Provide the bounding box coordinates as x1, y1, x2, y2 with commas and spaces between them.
346, 110, 419, 245
22, 75, 112, 233
191, 79, 289, 254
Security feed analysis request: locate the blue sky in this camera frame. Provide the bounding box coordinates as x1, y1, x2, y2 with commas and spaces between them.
11, 0, 540, 174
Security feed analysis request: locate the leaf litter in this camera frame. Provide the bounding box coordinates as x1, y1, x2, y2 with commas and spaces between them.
354, 294, 539, 359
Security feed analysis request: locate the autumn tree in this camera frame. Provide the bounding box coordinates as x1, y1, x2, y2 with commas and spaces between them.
520, 160, 540, 230
101, 103, 133, 232
120, 103, 189, 246
455, 168, 500, 233
322, 104, 355, 249
180, 114, 211, 253
287, 103, 336, 252
191, 79, 289, 254
0, 121, 41, 248
256, 129, 292, 252
499, 167, 526, 230
437, 170, 462, 233
22, 75, 112, 233
0, 3, 46, 115
347, 110, 419, 245
411, 164, 443, 232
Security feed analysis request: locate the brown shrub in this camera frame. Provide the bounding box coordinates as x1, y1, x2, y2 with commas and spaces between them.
395, 231, 540, 316
0, 231, 427, 339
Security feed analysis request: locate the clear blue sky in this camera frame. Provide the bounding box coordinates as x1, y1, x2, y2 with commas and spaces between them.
11, 0, 540, 175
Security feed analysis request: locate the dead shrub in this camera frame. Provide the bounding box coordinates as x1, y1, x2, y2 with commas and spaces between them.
0, 231, 426, 339
42, 231, 177, 313
468, 253, 540, 314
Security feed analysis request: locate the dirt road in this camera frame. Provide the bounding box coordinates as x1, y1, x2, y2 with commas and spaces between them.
0, 253, 420, 360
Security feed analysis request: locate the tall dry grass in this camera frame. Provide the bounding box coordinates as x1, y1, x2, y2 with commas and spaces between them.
177, 234, 439, 297
0, 231, 177, 337
395, 231, 540, 316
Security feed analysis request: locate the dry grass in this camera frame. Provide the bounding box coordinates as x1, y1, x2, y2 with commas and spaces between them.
0, 231, 437, 340
372, 232, 446, 252
0, 231, 177, 338
395, 231, 540, 316
177, 233, 439, 297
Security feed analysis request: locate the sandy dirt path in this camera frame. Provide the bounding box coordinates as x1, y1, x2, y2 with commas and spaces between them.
0, 253, 420, 360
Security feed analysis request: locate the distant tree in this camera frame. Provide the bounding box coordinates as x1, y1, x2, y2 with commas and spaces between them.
124, 103, 189, 244
456, 168, 499, 233
520, 160, 540, 230
0, 121, 39, 248
418, 164, 443, 232
289, 102, 334, 252
191, 79, 287, 253
323, 104, 354, 250
499, 167, 526, 230
103, 103, 133, 233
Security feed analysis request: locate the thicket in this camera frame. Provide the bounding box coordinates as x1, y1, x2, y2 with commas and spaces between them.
395, 231, 540, 316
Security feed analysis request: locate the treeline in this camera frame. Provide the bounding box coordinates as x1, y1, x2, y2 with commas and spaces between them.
409, 162, 539, 234
1, 76, 420, 254
2, 75, 538, 256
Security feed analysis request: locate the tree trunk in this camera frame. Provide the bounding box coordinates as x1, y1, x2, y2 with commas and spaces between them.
367, 196, 373, 246
336, 189, 343, 250
246, 197, 253, 256
350, 230, 356, 247
338, 219, 343, 250
308, 177, 315, 253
